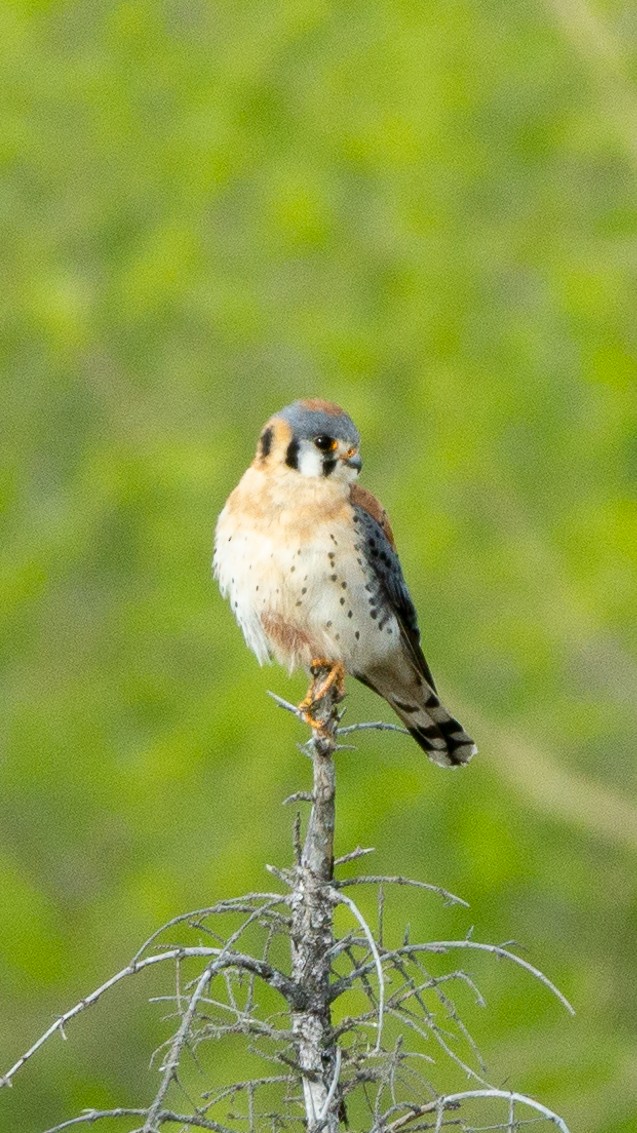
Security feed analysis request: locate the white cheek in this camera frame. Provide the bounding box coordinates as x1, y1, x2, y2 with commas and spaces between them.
298, 446, 324, 477
333, 463, 359, 485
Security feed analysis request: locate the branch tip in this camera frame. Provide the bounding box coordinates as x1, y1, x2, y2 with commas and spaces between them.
282, 792, 314, 806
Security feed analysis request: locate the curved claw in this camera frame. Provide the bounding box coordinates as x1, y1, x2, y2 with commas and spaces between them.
308, 659, 346, 702
298, 660, 346, 737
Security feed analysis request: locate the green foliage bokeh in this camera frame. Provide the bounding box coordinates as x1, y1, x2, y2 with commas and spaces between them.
1, 1, 636, 1130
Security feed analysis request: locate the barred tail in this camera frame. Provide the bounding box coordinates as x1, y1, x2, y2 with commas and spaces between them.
353, 664, 477, 769
390, 688, 477, 768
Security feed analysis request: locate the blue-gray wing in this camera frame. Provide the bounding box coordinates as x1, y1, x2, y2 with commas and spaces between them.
350, 487, 477, 767
351, 499, 438, 691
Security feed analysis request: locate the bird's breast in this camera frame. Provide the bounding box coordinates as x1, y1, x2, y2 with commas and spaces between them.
214, 467, 400, 672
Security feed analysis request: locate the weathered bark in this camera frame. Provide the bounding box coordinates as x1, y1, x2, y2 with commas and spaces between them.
290, 667, 341, 1132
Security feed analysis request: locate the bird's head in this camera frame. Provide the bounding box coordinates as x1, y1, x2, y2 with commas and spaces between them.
255, 399, 362, 485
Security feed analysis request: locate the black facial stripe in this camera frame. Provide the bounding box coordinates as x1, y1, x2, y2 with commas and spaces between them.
259, 427, 273, 460
285, 438, 300, 469
322, 457, 338, 477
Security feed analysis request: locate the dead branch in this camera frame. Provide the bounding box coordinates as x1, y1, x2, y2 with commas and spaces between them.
1, 691, 574, 1133
332, 875, 468, 908
289, 664, 342, 1132
41, 1110, 234, 1133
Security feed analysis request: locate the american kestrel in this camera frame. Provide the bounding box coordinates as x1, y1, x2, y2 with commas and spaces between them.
213, 399, 476, 767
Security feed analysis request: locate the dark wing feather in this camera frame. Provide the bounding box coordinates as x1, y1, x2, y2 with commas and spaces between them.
350, 486, 437, 689
350, 485, 477, 767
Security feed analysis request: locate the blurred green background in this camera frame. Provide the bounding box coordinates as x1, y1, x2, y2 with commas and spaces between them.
1, 0, 636, 1129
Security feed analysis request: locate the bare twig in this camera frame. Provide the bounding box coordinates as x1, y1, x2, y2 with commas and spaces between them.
380, 1088, 571, 1133
398, 942, 575, 1016
0, 948, 214, 1090
318, 1047, 342, 1123
133, 896, 289, 964
202, 1075, 293, 1104
333, 875, 468, 909
330, 941, 574, 1016
334, 846, 375, 866
144, 896, 304, 1131
337, 721, 410, 737
330, 889, 385, 1052
267, 691, 304, 717
144, 964, 217, 1131
41, 1110, 234, 1133
1, 942, 300, 1094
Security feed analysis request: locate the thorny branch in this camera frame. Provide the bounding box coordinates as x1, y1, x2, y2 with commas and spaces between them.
1, 688, 573, 1133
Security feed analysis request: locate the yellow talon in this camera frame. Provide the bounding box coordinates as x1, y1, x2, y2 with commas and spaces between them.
298, 660, 346, 733
309, 659, 346, 702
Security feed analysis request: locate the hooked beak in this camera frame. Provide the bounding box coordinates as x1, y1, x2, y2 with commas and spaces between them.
343, 449, 362, 473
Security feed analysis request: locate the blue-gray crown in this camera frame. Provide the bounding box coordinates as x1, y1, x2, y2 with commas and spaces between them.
277, 399, 360, 447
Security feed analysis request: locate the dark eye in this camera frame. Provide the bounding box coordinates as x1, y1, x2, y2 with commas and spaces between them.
314, 435, 336, 452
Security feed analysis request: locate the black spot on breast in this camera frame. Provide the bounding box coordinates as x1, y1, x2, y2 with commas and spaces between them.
341, 581, 347, 589
285, 438, 300, 469
370, 609, 378, 620
259, 426, 273, 460
301, 587, 307, 594
330, 574, 337, 581
347, 610, 353, 618
340, 597, 345, 605
355, 630, 360, 640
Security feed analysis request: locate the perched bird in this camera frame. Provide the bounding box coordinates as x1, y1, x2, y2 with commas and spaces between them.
213, 399, 476, 767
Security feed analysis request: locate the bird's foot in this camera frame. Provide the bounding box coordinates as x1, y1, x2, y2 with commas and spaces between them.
298, 660, 346, 735
309, 658, 346, 701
